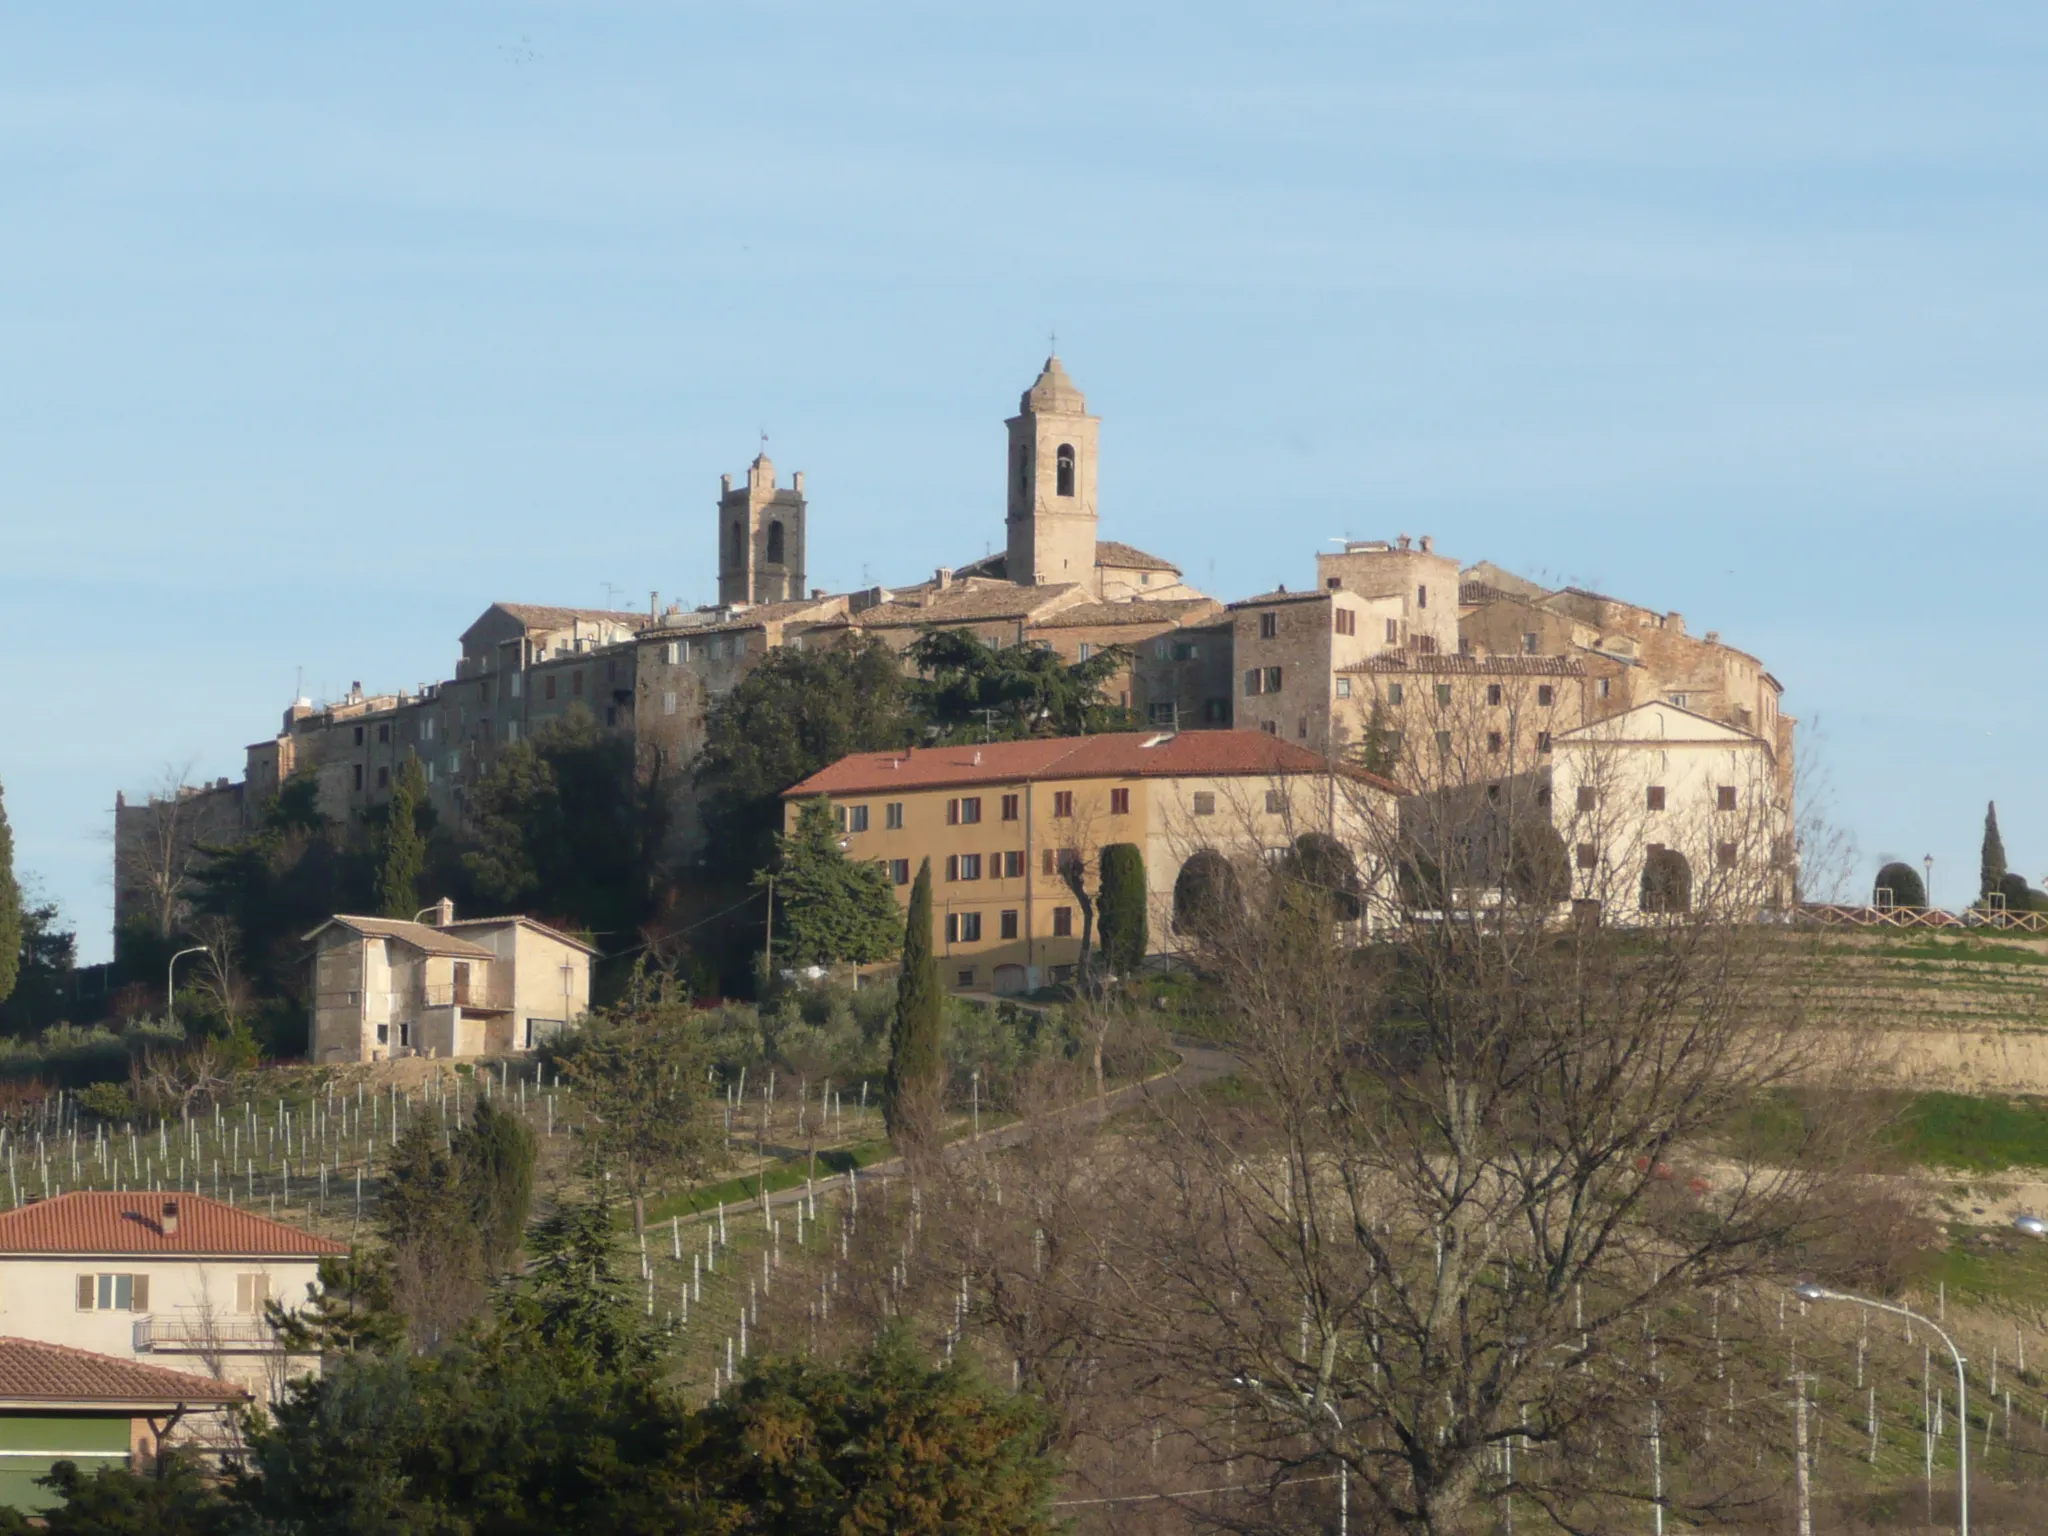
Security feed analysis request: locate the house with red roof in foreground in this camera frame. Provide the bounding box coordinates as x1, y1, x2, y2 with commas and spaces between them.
0, 1336, 247, 1513
783, 730, 1402, 994
0, 1192, 346, 1408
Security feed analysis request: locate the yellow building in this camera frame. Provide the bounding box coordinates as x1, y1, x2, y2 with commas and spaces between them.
782, 731, 1402, 994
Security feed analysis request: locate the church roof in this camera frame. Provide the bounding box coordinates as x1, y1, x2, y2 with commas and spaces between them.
1093, 540, 1179, 573
1020, 355, 1088, 415
854, 584, 1088, 628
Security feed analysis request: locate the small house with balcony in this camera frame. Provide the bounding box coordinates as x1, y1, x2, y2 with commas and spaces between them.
0, 1193, 345, 1410
304, 900, 594, 1063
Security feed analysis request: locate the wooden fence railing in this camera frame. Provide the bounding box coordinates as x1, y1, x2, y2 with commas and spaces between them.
1795, 903, 2048, 935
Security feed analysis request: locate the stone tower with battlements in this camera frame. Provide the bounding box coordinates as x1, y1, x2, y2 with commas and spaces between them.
1004, 357, 1100, 588
717, 453, 807, 606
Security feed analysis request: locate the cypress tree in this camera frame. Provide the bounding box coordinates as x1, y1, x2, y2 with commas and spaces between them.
375, 755, 428, 919
1097, 843, 1148, 976
1983, 801, 2008, 903
883, 857, 945, 1151
0, 779, 20, 1006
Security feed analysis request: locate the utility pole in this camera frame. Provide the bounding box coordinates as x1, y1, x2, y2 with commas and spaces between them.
763, 875, 775, 978
1791, 1368, 1817, 1536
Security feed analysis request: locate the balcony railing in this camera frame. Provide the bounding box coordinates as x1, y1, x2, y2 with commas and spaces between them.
133, 1315, 282, 1353
421, 980, 512, 1010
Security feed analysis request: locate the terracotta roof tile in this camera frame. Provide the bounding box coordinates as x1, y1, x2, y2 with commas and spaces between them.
784, 731, 1403, 798
0, 1338, 249, 1406
491, 603, 654, 632
1032, 598, 1222, 629
0, 1194, 347, 1258
1348, 654, 1586, 677
1228, 589, 1332, 609
301, 917, 496, 958
1093, 540, 1180, 573
853, 585, 1086, 626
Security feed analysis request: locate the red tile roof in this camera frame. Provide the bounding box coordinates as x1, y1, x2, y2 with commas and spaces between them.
0, 1194, 347, 1258
784, 731, 1403, 798
0, 1338, 248, 1406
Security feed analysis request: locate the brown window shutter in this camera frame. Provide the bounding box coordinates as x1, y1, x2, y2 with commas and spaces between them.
76, 1274, 95, 1310
130, 1274, 150, 1313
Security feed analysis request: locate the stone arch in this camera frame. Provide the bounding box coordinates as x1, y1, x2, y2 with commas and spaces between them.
1640, 847, 1692, 914
1056, 443, 1076, 497
766, 519, 785, 565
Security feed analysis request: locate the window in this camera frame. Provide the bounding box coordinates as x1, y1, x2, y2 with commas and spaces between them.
1173, 641, 1198, 661
1387, 683, 1404, 706
1335, 677, 1351, 699
946, 913, 958, 942
1001, 794, 1020, 821
1434, 684, 1452, 706
377, 723, 389, 744
947, 797, 983, 825
446, 752, 460, 776
1486, 684, 1502, 707
958, 968, 976, 986
1042, 849, 1056, 876
1262, 720, 1278, 736
425, 762, 435, 784
1598, 678, 1611, 700
422, 716, 436, 740
1154, 638, 1170, 660
1053, 791, 1075, 818
376, 1023, 389, 1045
1110, 788, 1130, 815
1537, 685, 1554, 707
1149, 701, 1176, 725
1717, 842, 1740, 870
946, 855, 958, 881
572, 671, 584, 697
766, 520, 785, 563
1718, 786, 1738, 812
353, 726, 364, 746
1000, 909, 1019, 940
1646, 786, 1666, 811
891, 859, 911, 885
1486, 731, 1503, 754
1386, 618, 1399, 643
1434, 730, 1451, 755
1417, 584, 1429, 609
1264, 666, 1283, 693
377, 766, 390, 789
606, 659, 618, 682
1078, 642, 1092, 661
1265, 790, 1284, 814
1004, 850, 1024, 878
1669, 693, 1688, 708
1537, 730, 1552, 753
1193, 792, 1216, 816
662, 687, 679, 716
1297, 716, 1308, 739
1486, 783, 1501, 803
1577, 843, 1598, 871
839, 804, 868, 833
1056, 444, 1076, 496
1334, 609, 1356, 636
960, 853, 983, 881
1577, 786, 1597, 812
545, 674, 557, 701
352, 764, 364, 792
1052, 907, 1074, 937
77, 1274, 148, 1312
1204, 697, 1230, 724
1244, 669, 1263, 697
959, 911, 982, 940
1523, 632, 1540, 654
505, 720, 521, 743
1260, 612, 1278, 639
886, 802, 905, 829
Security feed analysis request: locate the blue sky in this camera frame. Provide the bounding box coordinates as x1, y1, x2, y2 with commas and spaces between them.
5, 3, 2046, 960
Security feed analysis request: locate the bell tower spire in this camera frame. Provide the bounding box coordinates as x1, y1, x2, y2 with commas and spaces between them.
1004, 355, 1100, 589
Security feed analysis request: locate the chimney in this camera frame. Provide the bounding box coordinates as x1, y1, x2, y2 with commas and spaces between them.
649, 590, 659, 617
794, 470, 805, 492
432, 897, 454, 927
935, 567, 953, 590
811, 588, 825, 600
162, 1200, 179, 1236
1665, 612, 1684, 634
1419, 534, 1434, 553
1397, 534, 1412, 550
1705, 630, 1720, 644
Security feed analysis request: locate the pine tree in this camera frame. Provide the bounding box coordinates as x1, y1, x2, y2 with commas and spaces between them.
0, 780, 19, 1006
1096, 843, 1148, 976
1983, 801, 2008, 903
374, 755, 428, 920
884, 858, 945, 1152
759, 798, 904, 966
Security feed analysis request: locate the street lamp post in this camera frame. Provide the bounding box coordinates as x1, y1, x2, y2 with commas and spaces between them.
166, 946, 209, 1034
1924, 854, 1935, 911
1794, 1284, 1966, 1535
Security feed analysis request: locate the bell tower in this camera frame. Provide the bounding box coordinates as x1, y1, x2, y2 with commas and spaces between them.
1004, 356, 1100, 589
717, 452, 807, 606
